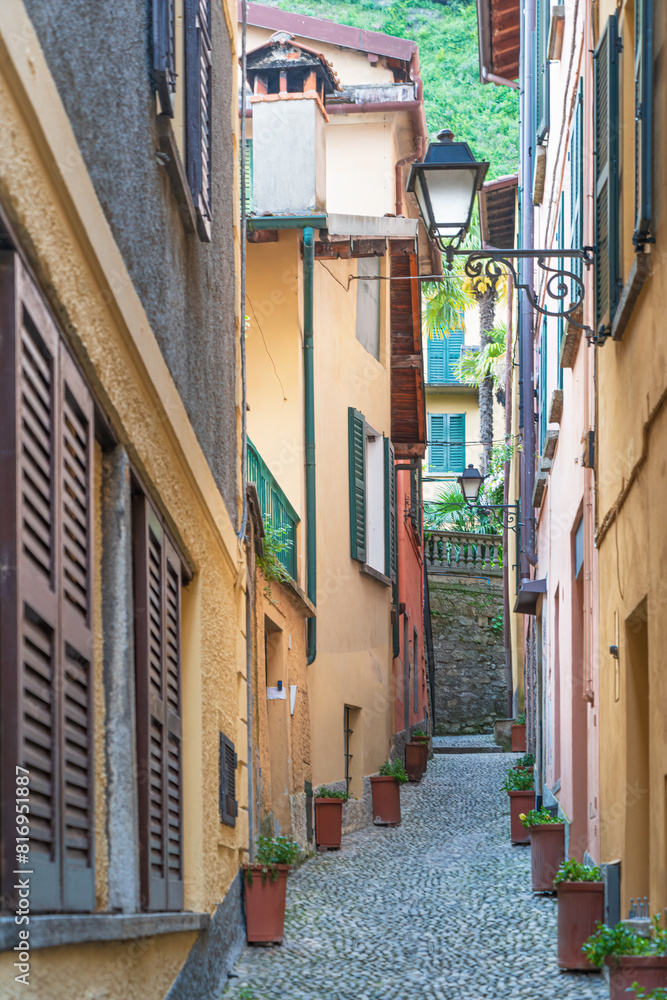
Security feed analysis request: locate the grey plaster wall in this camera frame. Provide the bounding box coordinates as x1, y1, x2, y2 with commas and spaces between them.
25, 0, 238, 516
428, 576, 505, 734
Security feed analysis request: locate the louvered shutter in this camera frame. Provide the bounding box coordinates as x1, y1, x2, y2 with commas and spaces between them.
634, 0, 653, 245
348, 408, 366, 563
535, 0, 550, 142
428, 413, 445, 473
153, 0, 177, 117
557, 196, 565, 392
186, 0, 212, 242
445, 328, 465, 381
0, 253, 95, 913
594, 15, 620, 336
134, 495, 184, 911
448, 414, 466, 474
427, 336, 445, 382
570, 79, 584, 298
539, 322, 548, 454
219, 733, 238, 827
244, 140, 253, 213
383, 437, 396, 580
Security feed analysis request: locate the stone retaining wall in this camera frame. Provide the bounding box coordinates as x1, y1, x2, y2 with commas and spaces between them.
428, 575, 505, 735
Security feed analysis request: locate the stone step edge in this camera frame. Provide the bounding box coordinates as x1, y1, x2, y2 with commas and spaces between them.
432, 746, 506, 754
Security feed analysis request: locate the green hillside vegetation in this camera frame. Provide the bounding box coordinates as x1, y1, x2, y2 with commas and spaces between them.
261, 0, 519, 179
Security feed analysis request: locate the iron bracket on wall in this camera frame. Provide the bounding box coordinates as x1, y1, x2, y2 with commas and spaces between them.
445, 246, 599, 344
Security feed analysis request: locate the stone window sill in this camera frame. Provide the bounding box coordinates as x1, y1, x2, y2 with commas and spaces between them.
360, 563, 392, 587
0, 911, 209, 952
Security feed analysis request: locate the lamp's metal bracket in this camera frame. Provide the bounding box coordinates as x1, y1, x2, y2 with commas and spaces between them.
443, 245, 599, 343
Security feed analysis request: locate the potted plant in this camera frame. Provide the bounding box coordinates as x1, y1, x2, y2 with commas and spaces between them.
405, 741, 426, 782
314, 787, 347, 851
243, 835, 300, 944
501, 762, 534, 844
583, 916, 667, 999
371, 759, 408, 826
408, 727, 429, 777
632, 988, 667, 1000
521, 807, 565, 892
411, 727, 430, 744
554, 858, 604, 970
511, 711, 527, 752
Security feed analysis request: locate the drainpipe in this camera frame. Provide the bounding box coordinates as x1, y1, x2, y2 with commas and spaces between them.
303, 227, 317, 664
519, 0, 538, 573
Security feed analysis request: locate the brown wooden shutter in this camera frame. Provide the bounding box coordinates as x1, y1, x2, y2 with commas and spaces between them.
133, 494, 184, 911
219, 733, 237, 828
185, 0, 212, 242
0, 253, 95, 913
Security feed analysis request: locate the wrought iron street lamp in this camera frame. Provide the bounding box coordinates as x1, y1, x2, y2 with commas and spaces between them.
408, 129, 599, 343
457, 464, 485, 505
407, 130, 489, 249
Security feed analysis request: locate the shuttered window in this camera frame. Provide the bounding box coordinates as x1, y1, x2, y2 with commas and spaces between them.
243, 139, 253, 213
0, 253, 95, 913
634, 0, 653, 246
557, 195, 565, 393
539, 320, 548, 454
535, 0, 550, 142
427, 327, 464, 383
428, 413, 465, 475
186, 0, 212, 242
219, 733, 238, 827
153, 0, 177, 116
594, 14, 621, 336
348, 408, 366, 563
383, 437, 397, 580
133, 494, 185, 912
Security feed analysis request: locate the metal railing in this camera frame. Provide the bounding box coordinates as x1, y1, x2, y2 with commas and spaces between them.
425, 530, 503, 577
247, 439, 299, 580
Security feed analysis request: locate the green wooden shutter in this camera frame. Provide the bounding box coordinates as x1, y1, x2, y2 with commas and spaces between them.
445, 328, 465, 381
570, 79, 584, 297
428, 413, 445, 473
535, 0, 550, 142
539, 320, 548, 454
448, 414, 465, 474
634, 0, 653, 245
427, 335, 445, 383
244, 140, 253, 213
348, 408, 366, 562
557, 195, 565, 393
383, 437, 396, 580
594, 14, 620, 336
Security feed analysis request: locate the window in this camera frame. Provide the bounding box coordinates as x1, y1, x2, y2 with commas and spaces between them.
133, 493, 189, 911
347, 408, 396, 580
219, 732, 237, 827
152, 0, 212, 242
427, 413, 465, 474
0, 254, 96, 913
594, 14, 620, 335
427, 328, 464, 383
634, 0, 653, 246
356, 258, 381, 359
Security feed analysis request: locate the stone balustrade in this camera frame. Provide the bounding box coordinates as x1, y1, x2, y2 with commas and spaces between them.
426, 530, 503, 577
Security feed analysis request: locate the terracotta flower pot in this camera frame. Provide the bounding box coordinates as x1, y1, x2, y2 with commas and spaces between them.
529, 823, 565, 891
243, 863, 289, 944
315, 797, 343, 850
556, 881, 604, 970
370, 775, 401, 825
405, 742, 425, 782
508, 789, 534, 844
511, 723, 526, 752
606, 955, 667, 1000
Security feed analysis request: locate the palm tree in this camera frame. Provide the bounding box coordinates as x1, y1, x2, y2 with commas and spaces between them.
454, 322, 507, 391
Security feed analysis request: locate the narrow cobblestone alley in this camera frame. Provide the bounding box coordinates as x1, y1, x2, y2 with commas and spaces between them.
223, 753, 608, 1000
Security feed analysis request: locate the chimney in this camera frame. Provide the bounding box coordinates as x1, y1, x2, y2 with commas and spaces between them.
246, 31, 341, 215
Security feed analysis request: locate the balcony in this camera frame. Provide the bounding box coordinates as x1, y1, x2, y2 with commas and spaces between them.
425, 530, 503, 577
247, 439, 299, 580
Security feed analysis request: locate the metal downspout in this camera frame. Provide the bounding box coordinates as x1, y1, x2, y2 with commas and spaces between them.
520, 0, 538, 573
304, 228, 317, 664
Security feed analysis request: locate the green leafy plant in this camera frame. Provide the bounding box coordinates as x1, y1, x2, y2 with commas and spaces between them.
582, 916, 667, 968
245, 835, 300, 885
257, 523, 293, 594
554, 858, 602, 884
412, 727, 427, 738
491, 611, 503, 636
632, 986, 667, 1000
453, 322, 508, 392
515, 711, 526, 725
514, 752, 534, 771
316, 786, 349, 801
520, 806, 559, 829
379, 758, 409, 785
501, 765, 534, 792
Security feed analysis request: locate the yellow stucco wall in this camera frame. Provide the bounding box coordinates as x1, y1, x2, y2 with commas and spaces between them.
0, 3, 246, 996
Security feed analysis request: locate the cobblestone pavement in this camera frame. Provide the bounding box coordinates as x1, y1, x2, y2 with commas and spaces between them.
223, 754, 608, 1000
433, 734, 497, 748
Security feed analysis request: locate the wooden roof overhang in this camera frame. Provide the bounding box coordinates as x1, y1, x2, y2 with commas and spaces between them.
389, 239, 426, 458
478, 174, 518, 249
476, 0, 520, 85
